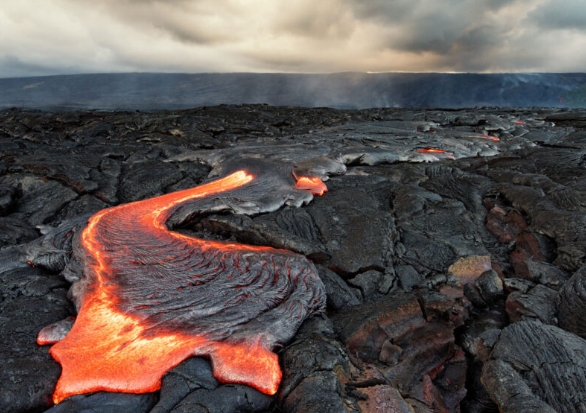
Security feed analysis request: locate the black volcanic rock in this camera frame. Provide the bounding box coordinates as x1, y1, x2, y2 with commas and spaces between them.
333, 291, 468, 411
0, 264, 71, 413
315, 265, 362, 310
0, 183, 16, 214
0, 216, 39, 247
43, 393, 157, 413
482, 321, 586, 413
151, 358, 218, 413
169, 385, 272, 413
306, 175, 397, 276
2, 175, 78, 226
117, 160, 183, 203
557, 265, 586, 339
506, 284, 558, 325
280, 317, 356, 413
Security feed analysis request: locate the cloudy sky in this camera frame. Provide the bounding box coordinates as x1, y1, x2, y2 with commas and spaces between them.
1, 0, 585, 78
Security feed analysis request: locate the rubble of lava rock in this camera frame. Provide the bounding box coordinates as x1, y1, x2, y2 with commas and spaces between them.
1, 104, 586, 413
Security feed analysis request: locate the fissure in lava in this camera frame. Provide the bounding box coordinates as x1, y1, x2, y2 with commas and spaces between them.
38, 170, 327, 404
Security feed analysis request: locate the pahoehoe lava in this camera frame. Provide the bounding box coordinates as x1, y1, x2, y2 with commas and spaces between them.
38, 170, 327, 404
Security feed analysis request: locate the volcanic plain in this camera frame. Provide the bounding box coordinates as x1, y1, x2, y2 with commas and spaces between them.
1, 105, 586, 413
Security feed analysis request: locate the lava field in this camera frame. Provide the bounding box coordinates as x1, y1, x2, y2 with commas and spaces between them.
1, 105, 586, 413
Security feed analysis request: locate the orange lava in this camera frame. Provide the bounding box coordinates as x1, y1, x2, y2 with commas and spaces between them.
482, 135, 500, 142
417, 148, 446, 153
44, 171, 288, 403
294, 175, 328, 196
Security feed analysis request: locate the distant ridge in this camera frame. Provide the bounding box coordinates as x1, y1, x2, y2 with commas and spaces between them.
1, 72, 586, 110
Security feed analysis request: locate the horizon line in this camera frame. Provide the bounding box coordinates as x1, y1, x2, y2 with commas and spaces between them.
2, 70, 586, 80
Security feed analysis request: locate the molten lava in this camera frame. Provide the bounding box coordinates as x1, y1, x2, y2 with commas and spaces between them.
482, 135, 500, 142
417, 148, 446, 153
40, 170, 326, 404
294, 175, 328, 196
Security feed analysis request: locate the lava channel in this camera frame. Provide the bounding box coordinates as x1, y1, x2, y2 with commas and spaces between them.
40, 170, 326, 404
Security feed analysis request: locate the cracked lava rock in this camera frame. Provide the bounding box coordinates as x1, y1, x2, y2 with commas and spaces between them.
39, 170, 326, 403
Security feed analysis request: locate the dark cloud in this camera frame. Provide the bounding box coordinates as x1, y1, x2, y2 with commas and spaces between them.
391, 13, 470, 54
529, 0, 586, 31
346, 0, 517, 25
346, 0, 418, 23
421, 24, 510, 72
93, 0, 237, 45
456, 25, 507, 51
343, 0, 519, 58
272, 3, 355, 40
152, 20, 230, 45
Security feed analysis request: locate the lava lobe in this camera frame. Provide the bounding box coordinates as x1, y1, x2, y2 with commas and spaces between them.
41, 170, 326, 404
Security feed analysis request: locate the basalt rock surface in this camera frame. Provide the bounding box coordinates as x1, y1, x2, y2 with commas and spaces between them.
1, 105, 586, 413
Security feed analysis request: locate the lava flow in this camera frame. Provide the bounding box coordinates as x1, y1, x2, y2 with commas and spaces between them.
294, 175, 328, 196
417, 148, 446, 153
481, 135, 500, 142
41, 170, 326, 404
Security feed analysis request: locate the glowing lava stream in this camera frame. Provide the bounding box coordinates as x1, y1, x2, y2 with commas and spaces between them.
294, 175, 328, 196
416, 148, 446, 153
43, 170, 327, 404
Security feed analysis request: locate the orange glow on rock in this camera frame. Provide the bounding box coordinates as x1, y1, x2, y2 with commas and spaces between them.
471, 134, 500, 142
211, 339, 281, 395
37, 333, 57, 346
294, 175, 328, 196
37, 317, 76, 345
417, 148, 446, 153
42, 170, 325, 404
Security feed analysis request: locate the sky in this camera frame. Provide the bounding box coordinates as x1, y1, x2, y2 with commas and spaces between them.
1, 0, 586, 78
